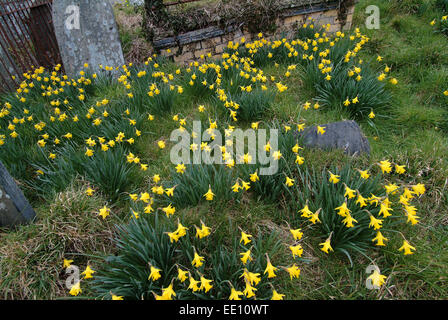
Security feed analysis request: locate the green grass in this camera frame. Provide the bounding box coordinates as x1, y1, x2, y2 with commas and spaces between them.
1, 0, 448, 300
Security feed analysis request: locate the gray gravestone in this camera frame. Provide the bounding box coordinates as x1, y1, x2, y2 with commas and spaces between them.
52, 0, 125, 78
300, 120, 370, 156
0, 161, 36, 228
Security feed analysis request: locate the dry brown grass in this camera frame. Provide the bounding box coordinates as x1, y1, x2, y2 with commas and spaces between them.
125, 38, 153, 64
0, 180, 120, 299
115, 7, 143, 33
114, 5, 153, 63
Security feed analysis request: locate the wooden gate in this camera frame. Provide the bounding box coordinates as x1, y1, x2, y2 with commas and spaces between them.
0, 0, 62, 92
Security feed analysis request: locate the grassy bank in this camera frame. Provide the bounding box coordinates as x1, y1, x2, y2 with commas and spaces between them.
0, 0, 447, 300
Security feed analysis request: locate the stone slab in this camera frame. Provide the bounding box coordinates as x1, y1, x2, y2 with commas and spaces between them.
153, 25, 240, 50
0, 161, 36, 227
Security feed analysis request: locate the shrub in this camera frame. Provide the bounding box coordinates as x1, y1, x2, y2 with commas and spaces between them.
82, 147, 140, 201
312, 61, 392, 119
295, 24, 326, 41
184, 64, 219, 100
92, 214, 177, 300
147, 82, 179, 114
232, 88, 275, 122
124, 61, 180, 115
238, 121, 300, 203
92, 213, 283, 300
143, 0, 282, 38
163, 164, 238, 208
28, 143, 83, 199
288, 165, 390, 264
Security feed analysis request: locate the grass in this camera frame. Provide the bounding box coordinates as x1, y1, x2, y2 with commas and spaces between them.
0, 179, 122, 299
1, 0, 448, 300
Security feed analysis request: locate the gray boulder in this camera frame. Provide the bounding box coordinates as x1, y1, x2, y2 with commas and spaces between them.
300, 120, 370, 156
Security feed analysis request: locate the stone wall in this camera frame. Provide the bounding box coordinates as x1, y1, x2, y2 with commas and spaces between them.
153, 1, 356, 65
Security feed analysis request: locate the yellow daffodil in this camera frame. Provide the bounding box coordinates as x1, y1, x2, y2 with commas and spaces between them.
240, 231, 252, 245
368, 269, 387, 288
82, 265, 95, 279
285, 176, 295, 187
188, 276, 200, 292
162, 204, 176, 217
271, 289, 285, 300
63, 259, 73, 268
372, 231, 388, 246
229, 287, 244, 300
240, 249, 252, 265
285, 264, 301, 280
290, 228, 303, 240
203, 186, 215, 201
148, 266, 162, 281
319, 235, 333, 254
264, 255, 278, 278
329, 172, 340, 184
98, 206, 110, 219
369, 214, 383, 230
177, 267, 188, 283
399, 240, 416, 255
69, 281, 82, 296
289, 244, 303, 258
192, 251, 205, 268
412, 183, 425, 196
358, 169, 370, 179
199, 276, 213, 293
